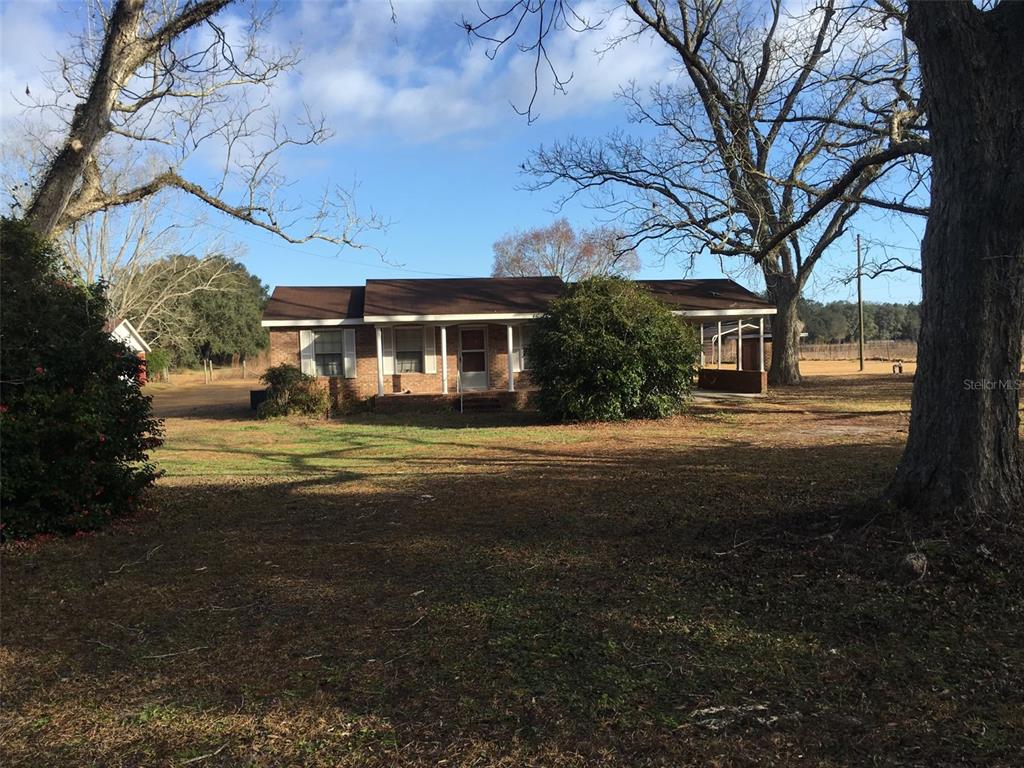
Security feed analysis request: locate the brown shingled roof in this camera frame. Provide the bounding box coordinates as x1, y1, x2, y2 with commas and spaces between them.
363, 277, 566, 318
262, 277, 774, 323
263, 286, 365, 321
636, 279, 773, 311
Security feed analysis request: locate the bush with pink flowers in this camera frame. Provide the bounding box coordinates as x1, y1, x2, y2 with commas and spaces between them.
0, 218, 163, 539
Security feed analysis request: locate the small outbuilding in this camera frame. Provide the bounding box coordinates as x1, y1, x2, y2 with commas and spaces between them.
105, 317, 151, 383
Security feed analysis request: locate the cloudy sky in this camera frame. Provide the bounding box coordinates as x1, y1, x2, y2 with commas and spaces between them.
0, 0, 923, 302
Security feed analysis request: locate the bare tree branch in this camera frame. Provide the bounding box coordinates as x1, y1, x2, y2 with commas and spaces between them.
18, 0, 383, 249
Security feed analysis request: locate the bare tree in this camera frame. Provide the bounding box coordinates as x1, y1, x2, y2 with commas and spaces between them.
884, 0, 1023, 518
492, 219, 639, 281
17, 0, 379, 245
467, 0, 928, 384
62, 195, 240, 345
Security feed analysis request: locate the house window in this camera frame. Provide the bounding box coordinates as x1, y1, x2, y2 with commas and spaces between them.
394, 327, 424, 373
514, 325, 534, 371
313, 331, 343, 376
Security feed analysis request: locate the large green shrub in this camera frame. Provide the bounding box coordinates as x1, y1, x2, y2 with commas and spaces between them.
528, 276, 700, 422
257, 363, 330, 418
0, 218, 163, 539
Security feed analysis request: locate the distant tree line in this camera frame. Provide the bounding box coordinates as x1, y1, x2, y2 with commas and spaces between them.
799, 299, 920, 344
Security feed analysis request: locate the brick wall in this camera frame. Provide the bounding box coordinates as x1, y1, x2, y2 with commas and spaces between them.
268, 330, 300, 368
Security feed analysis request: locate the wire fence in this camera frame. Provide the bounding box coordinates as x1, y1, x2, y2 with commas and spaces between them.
799, 340, 917, 361
147, 351, 271, 384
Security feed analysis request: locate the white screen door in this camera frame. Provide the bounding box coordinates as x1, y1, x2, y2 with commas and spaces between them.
459, 327, 488, 390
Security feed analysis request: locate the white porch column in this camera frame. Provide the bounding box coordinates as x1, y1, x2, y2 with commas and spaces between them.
440, 324, 449, 394
737, 318, 744, 371
375, 325, 384, 396
717, 321, 723, 369
758, 317, 765, 373
506, 323, 515, 392
699, 323, 705, 367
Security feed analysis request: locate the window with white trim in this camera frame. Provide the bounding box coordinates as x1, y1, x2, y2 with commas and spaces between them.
513, 324, 534, 371
394, 327, 424, 373
313, 331, 344, 376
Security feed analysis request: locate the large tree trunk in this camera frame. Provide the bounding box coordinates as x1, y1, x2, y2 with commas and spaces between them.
25, 0, 145, 238
889, 2, 1024, 517
766, 276, 802, 386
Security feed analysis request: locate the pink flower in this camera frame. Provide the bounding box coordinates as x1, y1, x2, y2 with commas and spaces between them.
35, 366, 45, 374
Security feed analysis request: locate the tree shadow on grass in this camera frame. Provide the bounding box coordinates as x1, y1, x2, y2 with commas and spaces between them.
3, 440, 1021, 767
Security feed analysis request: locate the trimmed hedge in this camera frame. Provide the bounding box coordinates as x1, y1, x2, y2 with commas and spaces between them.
0, 218, 163, 539
528, 276, 700, 422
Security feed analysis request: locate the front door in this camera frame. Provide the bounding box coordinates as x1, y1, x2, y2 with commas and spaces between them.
459, 327, 488, 391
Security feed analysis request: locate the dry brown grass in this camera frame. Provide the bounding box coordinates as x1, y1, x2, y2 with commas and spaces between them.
2, 374, 1022, 767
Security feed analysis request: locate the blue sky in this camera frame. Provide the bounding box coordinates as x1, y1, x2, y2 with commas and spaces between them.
0, 0, 923, 303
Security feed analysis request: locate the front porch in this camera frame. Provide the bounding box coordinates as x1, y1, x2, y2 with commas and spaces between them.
372, 322, 532, 397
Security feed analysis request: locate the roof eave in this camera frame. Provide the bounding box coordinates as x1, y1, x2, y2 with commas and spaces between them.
362, 312, 544, 323
673, 308, 776, 317
261, 318, 365, 327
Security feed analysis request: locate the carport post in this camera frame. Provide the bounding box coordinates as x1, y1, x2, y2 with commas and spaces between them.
699, 323, 705, 366
759, 317, 765, 373
440, 325, 449, 394
375, 325, 384, 397
737, 319, 744, 371
717, 321, 722, 369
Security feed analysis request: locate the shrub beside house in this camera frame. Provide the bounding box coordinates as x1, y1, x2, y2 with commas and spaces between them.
529, 277, 701, 422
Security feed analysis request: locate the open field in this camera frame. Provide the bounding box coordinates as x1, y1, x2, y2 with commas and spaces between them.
2, 373, 1022, 766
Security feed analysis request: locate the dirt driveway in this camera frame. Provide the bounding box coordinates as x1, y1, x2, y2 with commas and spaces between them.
147, 378, 256, 420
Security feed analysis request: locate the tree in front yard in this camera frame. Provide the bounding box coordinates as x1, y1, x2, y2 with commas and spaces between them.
529, 276, 700, 422
888, 1, 1024, 517
0, 218, 163, 539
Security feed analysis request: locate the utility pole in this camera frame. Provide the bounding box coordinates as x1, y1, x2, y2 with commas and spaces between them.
857, 234, 865, 372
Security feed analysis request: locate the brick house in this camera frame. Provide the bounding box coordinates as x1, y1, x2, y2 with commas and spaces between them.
261, 276, 776, 405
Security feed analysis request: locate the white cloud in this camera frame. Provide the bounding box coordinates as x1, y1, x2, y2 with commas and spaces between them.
0, 0, 674, 148
264, 0, 675, 143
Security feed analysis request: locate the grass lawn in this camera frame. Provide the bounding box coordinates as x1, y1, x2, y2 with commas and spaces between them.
2, 374, 1022, 766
